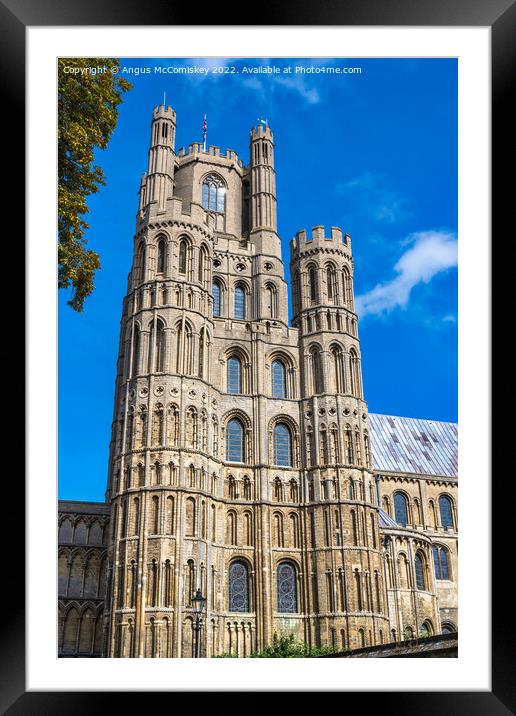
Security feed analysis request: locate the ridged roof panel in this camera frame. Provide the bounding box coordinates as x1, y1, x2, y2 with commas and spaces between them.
369, 413, 458, 478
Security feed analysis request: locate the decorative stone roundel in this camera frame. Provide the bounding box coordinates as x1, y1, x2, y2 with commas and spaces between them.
264, 262, 273, 271
318, 408, 326, 416
154, 385, 164, 396
213, 258, 221, 268
343, 408, 350, 415
362, 413, 367, 420
129, 389, 135, 399
189, 390, 197, 398
212, 399, 218, 408
171, 387, 179, 395
235, 263, 246, 272
139, 387, 148, 397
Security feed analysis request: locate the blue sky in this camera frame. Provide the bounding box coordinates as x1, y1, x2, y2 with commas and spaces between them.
58, 57, 457, 501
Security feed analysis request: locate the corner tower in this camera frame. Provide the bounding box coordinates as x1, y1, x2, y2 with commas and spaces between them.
139, 104, 177, 215
248, 124, 281, 258
290, 226, 389, 649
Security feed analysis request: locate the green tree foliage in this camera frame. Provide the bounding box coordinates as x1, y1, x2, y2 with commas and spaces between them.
215, 632, 347, 658
58, 59, 132, 311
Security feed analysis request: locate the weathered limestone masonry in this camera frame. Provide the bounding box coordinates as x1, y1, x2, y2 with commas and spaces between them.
57, 104, 458, 657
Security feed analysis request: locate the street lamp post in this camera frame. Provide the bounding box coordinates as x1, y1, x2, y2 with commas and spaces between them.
192, 588, 206, 658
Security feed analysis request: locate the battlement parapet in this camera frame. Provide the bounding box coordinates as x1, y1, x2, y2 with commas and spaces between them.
138, 196, 217, 233
290, 225, 352, 254
153, 104, 176, 120
176, 144, 242, 166
250, 124, 274, 141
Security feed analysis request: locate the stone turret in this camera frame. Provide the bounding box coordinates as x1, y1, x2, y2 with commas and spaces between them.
139, 104, 177, 215
248, 124, 281, 258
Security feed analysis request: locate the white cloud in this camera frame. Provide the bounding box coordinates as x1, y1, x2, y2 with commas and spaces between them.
355, 230, 458, 318
273, 74, 320, 104
337, 172, 408, 224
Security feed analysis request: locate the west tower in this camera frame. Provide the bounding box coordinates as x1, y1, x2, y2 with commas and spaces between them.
101, 104, 440, 658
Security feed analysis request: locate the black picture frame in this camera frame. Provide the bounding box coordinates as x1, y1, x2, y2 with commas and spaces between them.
9, 0, 511, 709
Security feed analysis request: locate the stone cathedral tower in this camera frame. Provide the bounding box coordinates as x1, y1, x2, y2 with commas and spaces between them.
102, 104, 396, 658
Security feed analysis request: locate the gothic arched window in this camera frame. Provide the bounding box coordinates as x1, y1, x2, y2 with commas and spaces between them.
433, 545, 450, 580
331, 345, 345, 393
136, 242, 146, 283
394, 493, 408, 527
310, 346, 323, 394
234, 286, 246, 320
326, 265, 336, 302
273, 423, 292, 467
342, 266, 353, 308
226, 418, 245, 463
271, 360, 286, 398
309, 267, 318, 303
131, 325, 140, 377
202, 174, 226, 213
415, 552, 425, 591
439, 495, 454, 529
198, 244, 209, 286
349, 349, 361, 397
264, 283, 277, 318
228, 561, 249, 612
277, 562, 298, 613
151, 319, 166, 372
213, 281, 221, 317
178, 239, 188, 275
157, 238, 166, 274
227, 356, 242, 394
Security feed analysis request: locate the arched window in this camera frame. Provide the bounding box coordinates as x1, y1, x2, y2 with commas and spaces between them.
228, 561, 249, 612
309, 267, 318, 303
226, 419, 245, 463
234, 286, 246, 320
178, 239, 188, 275
310, 346, 323, 394
415, 552, 425, 590
349, 349, 361, 397
326, 265, 336, 302
202, 174, 226, 213
148, 319, 166, 372
342, 266, 353, 308
136, 242, 146, 283
271, 360, 286, 398
439, 495, 454, 529
273, 423, 292, 467
420, 621, 433, 638
157, 238, 166, 274
131, 325, 140, 377
198, 244, 209, 286
331, 345, 345, 393
227, 356, 242, 394
264, 283, 277, 318
433, 545, 450, 580
277, 562, 297, 613
212, 281, 221, 317
394, 493, 408, 527
441, 622, 456, 635
198, 328, 205, 379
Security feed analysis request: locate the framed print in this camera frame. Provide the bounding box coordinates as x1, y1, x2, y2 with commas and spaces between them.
7, 0, 512, 709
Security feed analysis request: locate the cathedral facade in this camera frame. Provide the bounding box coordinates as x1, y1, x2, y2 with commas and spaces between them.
58, 104, 458, 657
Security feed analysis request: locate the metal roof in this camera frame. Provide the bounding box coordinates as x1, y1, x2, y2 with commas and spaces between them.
377, 508, 401, 529
369, 413, 458, 478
